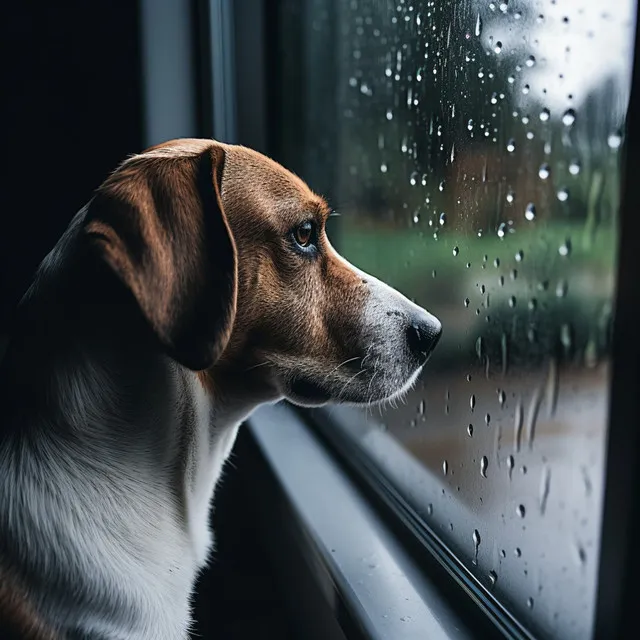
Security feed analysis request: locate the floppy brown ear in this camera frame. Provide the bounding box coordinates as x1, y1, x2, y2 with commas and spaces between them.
83, 142, 237, 371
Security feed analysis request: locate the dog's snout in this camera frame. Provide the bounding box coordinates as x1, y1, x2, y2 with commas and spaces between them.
406, 313, 442, 363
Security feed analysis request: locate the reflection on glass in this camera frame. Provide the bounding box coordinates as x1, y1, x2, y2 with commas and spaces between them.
277, 0, 636, 637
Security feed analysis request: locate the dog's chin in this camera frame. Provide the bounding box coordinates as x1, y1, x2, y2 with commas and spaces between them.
284, 364, 424, 409
284, 376, 333, 408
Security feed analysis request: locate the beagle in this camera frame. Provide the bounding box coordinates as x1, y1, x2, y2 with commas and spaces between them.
0, 139, 441, 639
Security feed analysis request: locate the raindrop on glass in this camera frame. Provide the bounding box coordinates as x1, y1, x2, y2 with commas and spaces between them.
439, 212, 447, 225
525, 203, 536, 221
516, 504, 526, 518
506, 190, 515, 204
480, 456, 488, 478
515, 250, 524, 262
464, 297, 470, 308
386, 108, 394, 121
525, 55, 536, 68
488, 570, 498, 587
527, 598, 534, 610
514, 547, 522, 557
470, 394, 476, 410
562, 108, 576, 126
608, 130, 623, 149
475, 13, 482, 37
506, 138, 516, 153
497, 222, 507, 238
538, 163, 550, 180
569, 160, 581, 175
539, 108, 550, 122
558, 239, 572, 257
442, 460, 449, 475
467, 423, 474, 437
467, 119, 474, 131
453, 246, 459, 256
557, 188, 569, 202
494, 41, 502, 54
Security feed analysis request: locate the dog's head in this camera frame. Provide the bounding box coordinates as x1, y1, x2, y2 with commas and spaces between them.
85, 139, 441, 407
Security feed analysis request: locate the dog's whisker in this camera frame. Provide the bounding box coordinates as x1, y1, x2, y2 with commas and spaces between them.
336, 368, 367, 402
323, 356, 361, 381
244, 360, 272, 372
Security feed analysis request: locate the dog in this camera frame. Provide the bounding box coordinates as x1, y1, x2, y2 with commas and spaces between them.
0, 138, 441, 639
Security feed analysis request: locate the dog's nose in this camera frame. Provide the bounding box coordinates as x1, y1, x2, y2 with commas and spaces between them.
406, 312, 442, 363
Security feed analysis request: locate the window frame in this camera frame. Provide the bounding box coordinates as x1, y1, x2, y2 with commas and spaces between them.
193, 1, 640, 638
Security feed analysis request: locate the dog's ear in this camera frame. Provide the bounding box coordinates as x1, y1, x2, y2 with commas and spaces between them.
83, 143, 237, 371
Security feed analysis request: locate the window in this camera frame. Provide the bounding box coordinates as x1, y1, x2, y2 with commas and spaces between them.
269, 0, 636, 637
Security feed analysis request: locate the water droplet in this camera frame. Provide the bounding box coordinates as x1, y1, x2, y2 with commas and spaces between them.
545, 358, 558, 418
475, 13, 482, 37
557, 188, 569, 201
516, 504, 526, 518
453, 246, 459, 256
488, 570, 498, 587
556, 280, 568, 298
506, 190, 515, 204
569, 160, 581, 175
439, 180, 446, 192
472, 529, 481, 564
498, 390, 506, 406
522, 84, 530, 95
427, 503, 433, 516
501, 332, 509, 376
464, 297, 470, 308
525, 203, 536, 221
476, 336, 483, 360
380, 163, 388, 173
506, 138, 516, 153
514, 547, 522, 558
515, 250, 524, 262
494, 41, 503, 54
558, 239, 572, 256
409, 171, 419, 186
608, 130, 623, 149
507, 74, 515, 84
525, 55, 536, 68
467, 423, 474, 437
480, 456, 488, 477
439, 212, 447, 225
526, 387, 542, 449
509, 296, 517, 308
485, 413, 491, 425
573, 543, 587, 566
560, 323, 573, 351
500, 549, 506, 558
418, 399, 426, 415
538, 163, 550, 180
562, 108, 576, 126
539, 465, 551, 515
527, 597, 534, 609
442, 460, 449, 475
497, 222, 508, 238
386, 108, 394, 121
467, 119, 474, 132
539, 108, 550, 122
470, 394, 476, 410
514, 399, 523, 452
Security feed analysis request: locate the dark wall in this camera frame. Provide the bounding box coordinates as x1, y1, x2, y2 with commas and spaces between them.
2, 2, 143, 331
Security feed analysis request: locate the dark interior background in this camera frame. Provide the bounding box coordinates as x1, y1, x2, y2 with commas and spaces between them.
2, 3, 294, 639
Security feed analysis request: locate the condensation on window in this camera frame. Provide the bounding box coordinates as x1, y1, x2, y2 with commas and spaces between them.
279, 0, 636, 637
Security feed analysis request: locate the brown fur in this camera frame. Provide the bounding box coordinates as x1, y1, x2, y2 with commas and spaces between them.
0, 566, 58, 640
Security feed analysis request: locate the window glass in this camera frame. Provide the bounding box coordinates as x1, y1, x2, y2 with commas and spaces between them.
274, 0, 636, 636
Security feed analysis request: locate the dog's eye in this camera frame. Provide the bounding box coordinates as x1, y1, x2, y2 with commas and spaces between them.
293, 221, 315, 249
